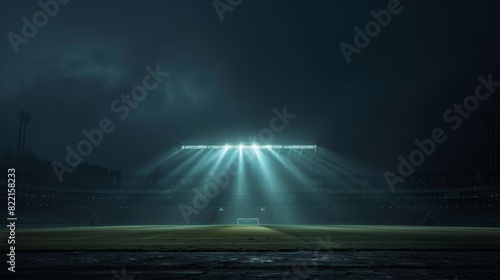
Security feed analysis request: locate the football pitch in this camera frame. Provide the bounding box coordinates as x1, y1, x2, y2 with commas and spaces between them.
10, 224, 500, 251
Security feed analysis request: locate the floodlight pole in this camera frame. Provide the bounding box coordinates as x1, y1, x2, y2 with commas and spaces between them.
16, 110, 32, 166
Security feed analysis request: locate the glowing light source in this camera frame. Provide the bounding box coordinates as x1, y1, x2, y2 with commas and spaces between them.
181, 145, 316, 150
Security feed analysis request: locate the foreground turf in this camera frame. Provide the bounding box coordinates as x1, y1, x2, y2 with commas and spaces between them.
4, 225, 500, 251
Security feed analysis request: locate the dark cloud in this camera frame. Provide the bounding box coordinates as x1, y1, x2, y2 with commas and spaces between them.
1, 0, 499, 174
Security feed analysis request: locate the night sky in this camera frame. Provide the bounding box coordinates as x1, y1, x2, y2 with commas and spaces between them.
1, 0, 499, 175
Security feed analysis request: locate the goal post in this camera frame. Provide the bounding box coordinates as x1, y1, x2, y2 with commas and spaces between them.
237, 218, 259, 225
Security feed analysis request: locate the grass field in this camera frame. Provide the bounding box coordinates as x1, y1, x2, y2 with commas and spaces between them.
6, 225, 500, 251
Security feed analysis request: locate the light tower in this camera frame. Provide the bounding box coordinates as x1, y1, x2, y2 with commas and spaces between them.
15, 110, 32, 166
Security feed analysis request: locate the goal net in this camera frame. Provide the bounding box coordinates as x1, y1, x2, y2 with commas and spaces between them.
237, 218, 259, 225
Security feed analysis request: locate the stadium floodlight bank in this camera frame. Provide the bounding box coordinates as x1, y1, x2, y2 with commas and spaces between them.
181, 145, 316, 150
237, 218, 260, 225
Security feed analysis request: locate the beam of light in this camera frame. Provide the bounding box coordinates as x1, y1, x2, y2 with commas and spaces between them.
206, 144, 233, 178
163, 144, 372, 225
236, 145, 245, 195
250, 148, 298, 224
239, 152, 304, 223
302, 148, 378, 190
133, 148, 183, 175
263, 149, 341, 223
223, 144, 254, 222
266, 149, 310, 187
166, 149, 205, 177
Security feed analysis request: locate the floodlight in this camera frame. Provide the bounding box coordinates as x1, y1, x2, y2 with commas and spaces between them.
181, 145, 316, 150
